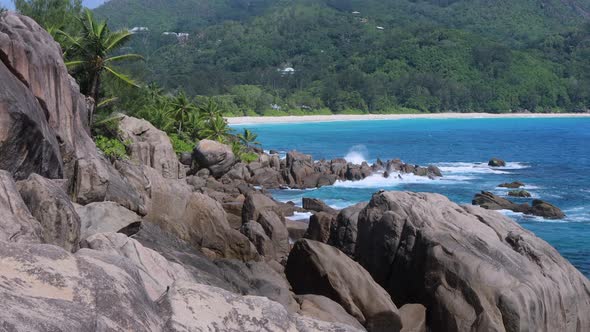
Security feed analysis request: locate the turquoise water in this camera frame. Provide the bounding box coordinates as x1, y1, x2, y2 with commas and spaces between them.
233, 118, 590, 277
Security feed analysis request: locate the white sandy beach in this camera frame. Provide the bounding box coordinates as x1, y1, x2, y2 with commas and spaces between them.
227, 112, 590, 125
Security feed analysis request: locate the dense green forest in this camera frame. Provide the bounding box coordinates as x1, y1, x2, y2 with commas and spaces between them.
92, 0, 590, 114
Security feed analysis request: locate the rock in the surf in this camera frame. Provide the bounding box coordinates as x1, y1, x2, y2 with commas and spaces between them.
529, 199, 566, 219
488, 158, 506, 167
499, 181, 525, 188
355, 191, 590, 332
508, 189, 531, 198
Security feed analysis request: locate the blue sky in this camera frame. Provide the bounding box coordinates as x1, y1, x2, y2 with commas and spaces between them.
1, 0, 107, 10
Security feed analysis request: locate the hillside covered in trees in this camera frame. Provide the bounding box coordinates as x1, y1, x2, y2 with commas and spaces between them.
95, 0, 590, 115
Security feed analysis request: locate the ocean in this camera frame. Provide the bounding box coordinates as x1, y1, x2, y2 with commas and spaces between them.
233, 117, 590, 277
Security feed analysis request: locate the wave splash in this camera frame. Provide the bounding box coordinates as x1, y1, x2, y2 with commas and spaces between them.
437, 161, 530, 175
344, 145, 369, 164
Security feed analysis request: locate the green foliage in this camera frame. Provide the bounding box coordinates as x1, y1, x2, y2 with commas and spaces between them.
15, 0, 82, 32
231, 141, 259, 164
169, 134, 194, 153
95, 135, 128, 160
94, 0, 590, 113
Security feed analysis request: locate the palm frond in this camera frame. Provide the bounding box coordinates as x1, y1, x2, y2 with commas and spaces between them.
104, 66, 139, 87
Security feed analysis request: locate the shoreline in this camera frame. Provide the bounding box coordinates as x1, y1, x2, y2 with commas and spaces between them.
227, 112, 590, 125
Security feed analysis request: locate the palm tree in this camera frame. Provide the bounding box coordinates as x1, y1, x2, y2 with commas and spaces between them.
200, 115, 231, 143
237, 129, 260, 148
59, 9, 142, 108
198, 98, 223, 123
169, 91, 197, 134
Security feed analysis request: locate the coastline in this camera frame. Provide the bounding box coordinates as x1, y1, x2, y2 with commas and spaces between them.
227, 112, 590, 125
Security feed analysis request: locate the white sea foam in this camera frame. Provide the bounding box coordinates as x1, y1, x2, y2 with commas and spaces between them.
286, 212, 313, 221
333, 171, 470, 188
344, 145, 369, 164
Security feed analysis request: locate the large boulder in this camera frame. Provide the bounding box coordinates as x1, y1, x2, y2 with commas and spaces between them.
399, 304, 426, 332
75, 201, 142, 241
0, 170, 41, 243
472, 191, 527, 212
329, 202, 367, 257
119, 115, 184, 179
302, 197, 338, 214
0, 58, 63, 179
304, 212, 335, 243
17, 173, 81, 252
286, 239, 402, 332
0, 13, 99, 180
297, 294, 366, 330
193, 139, 235, 178
242, 192, 290, 260
160, 281, 363, 332
283, 151, 316, 188
0, 240, 164, 331
356, 191, 590, 332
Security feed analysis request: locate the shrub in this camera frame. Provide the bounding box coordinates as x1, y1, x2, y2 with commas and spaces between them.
169, 134, 194, 153
95, 135, 128, 161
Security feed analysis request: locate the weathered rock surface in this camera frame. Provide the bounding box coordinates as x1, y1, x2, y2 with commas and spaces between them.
17, 173, 80, 252
356, 191, 590, 332
0, 170, 41, 243
286, 239, 402, 332
193, 139, 235, 178
304, 212, 335, 243
242, 192, 290, 260
119, 115, 184, 179
75, 201, 142, 241
287, 219, 309, 241
296, 294, 366, 330
329, 202, 367, 257
0, 240, 164, 331
399, 304, 426, 332
0, 13, 99, 181
160, 281, 363, 332
0, 59, 63, 180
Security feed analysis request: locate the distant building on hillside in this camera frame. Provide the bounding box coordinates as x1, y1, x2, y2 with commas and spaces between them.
376, 26, 385, 30
278, 67, 295, 76
352, 11, 360, 15
163, 31, 190, 43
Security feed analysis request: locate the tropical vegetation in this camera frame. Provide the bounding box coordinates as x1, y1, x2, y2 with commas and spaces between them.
94, 0, 590, 114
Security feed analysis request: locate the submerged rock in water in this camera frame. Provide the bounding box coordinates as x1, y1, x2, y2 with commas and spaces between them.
286, 239, 402, 332
356, 191, 590, 332
473, 191, 565, 219
499, 181, 525, 188
508, 189, 532, 197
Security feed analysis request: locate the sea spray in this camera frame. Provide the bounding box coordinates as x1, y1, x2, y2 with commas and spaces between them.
344, 145, 369, 164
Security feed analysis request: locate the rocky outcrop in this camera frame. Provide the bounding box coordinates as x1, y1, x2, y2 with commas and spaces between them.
329, 202, 367, 257
304, 212, 335, 243
17, 173, 80, 252
193, 139, 235, 178
286, 239, 402, 332
0, 170, 41, 243
0, 240, 164, 331
76, 201, 142, 241
119, 115, 184, 179
296, 294, 366, 330
0, 58, 63, 180
242, 192, 290, 260
473, 191, 565, 219
0, 13, 98, 181
356, 191, 590, 332
287, 219, 308, 241
488, 158, 506, 167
